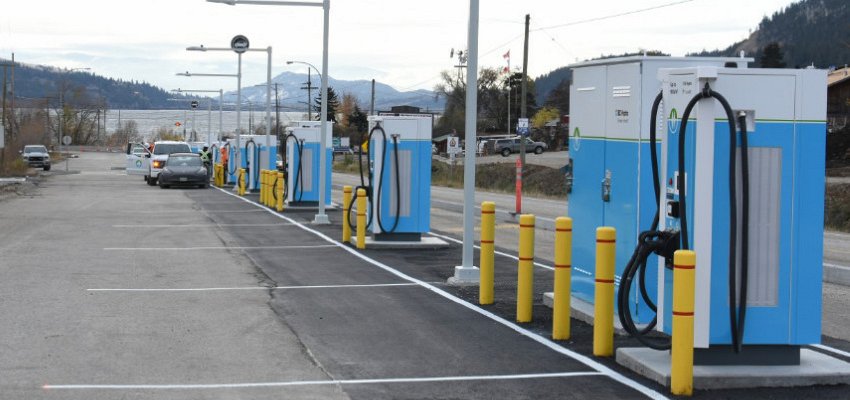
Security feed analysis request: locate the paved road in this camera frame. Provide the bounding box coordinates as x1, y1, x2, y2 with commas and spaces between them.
0, 152, 663, 399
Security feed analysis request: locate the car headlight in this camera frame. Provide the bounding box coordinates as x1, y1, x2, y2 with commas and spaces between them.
152, 160, 165, 168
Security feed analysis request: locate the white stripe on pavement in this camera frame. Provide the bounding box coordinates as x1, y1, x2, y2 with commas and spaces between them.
103, 245, 336, 251
87, 283, 422, 292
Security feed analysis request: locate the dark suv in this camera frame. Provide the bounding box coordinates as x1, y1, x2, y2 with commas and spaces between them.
492, 137, 548, 157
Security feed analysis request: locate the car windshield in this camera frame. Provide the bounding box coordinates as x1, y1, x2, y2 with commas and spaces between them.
154, 144, 191, 155
24, 146, 47, 153
166, 156, 202, 167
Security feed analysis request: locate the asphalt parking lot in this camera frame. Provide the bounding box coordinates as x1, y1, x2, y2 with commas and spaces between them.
2, 152, 850, 399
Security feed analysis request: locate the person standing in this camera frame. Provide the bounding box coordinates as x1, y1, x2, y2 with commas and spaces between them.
199, 145, 212, 181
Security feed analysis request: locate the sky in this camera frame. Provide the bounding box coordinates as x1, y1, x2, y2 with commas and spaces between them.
1, 0, 799, 98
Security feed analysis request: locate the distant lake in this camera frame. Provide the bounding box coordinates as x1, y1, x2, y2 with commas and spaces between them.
105, 109, 311, 141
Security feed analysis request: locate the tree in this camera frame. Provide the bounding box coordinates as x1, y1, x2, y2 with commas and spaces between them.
339, 93, 358, 128
759, 42, 787, 68
544, 79, 570, 116
532, 106, 560, 129
348, 104, 368, 135
313, 86, 340, 122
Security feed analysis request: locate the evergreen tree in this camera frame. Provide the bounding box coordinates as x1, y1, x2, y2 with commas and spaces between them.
348, 105, 368, 134
760, 42, 787, 68
313, 86, 340, 122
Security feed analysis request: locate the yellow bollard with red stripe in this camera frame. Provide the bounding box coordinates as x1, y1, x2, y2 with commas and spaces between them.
479, 201, 496, 305
552, 217, 573, 340
342, 186, 353, 243
276, 172, 285, 212
593, 226, 616, 357
356, 188, 367, 249
265, 170, 272, 207
671, 250, 696, 396
260, 170, 266, 205
238, 168, 246, 196
516, 214, 535, 323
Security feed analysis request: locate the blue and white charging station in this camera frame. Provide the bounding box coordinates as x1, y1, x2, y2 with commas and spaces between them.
656, 66, 826, 360
567, 56, 750, 324
367, 115, 432, 241
225, 135, 277, 191
284, 122, 333, 206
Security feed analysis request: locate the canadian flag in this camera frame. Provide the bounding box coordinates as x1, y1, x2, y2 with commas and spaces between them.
503, 50, 511, 74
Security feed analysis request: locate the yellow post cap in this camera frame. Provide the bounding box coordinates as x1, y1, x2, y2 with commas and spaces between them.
343, 185, 352, 193
596, 226, 616, 241
556, 217, 572, 230
674, 250, 696, 267
519, 214, 535, 227
481, 201, 496, 212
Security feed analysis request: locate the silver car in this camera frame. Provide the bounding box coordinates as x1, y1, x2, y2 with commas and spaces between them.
21, 145, 51, 171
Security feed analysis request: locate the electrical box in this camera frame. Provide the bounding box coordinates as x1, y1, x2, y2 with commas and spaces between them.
284, 122, 333, 206
568, 56, 752, 323
657, 67, 826, 349
367, 115, 432, 241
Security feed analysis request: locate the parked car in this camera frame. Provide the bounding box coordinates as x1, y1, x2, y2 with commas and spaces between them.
157, 153, 209, 189
491, 137, 548, 157
20, 145, 51, 171
125, 141, 192, 186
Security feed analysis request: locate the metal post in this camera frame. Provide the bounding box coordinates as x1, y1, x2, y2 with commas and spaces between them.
207, 99, 212, 147
370, 79, 375, 115
235, 52, 243, 192
219, 89, 223, 143
519, 14, 530, 168
266, 46, 272, 164
313, 0, 330, 224
450, 0, 480, 284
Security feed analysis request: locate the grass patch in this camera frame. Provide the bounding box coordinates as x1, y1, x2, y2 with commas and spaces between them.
333, 155, 567, 200
826, 183, 850, 232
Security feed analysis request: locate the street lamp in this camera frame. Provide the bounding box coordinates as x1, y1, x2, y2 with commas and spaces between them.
172, 88, 224, 146
286, 60, 321, 120
186, 43, 274, 192
208, 0, 332, 225
58, 67, 90, 172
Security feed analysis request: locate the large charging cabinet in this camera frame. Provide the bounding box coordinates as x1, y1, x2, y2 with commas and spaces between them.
284, 122, 333, 206
225, 135, 277, 191
568, 56, 751, 323
367, 115, 432, 241
656, 66, 826, 349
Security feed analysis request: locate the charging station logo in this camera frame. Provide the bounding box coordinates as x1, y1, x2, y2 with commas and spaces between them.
571, 127, 581, 151
668, 108, 680, 135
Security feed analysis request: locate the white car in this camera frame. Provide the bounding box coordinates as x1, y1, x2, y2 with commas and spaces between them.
125, 141, 192, 185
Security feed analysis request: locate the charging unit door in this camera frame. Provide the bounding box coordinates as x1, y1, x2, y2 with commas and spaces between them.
568, 65, 608, 303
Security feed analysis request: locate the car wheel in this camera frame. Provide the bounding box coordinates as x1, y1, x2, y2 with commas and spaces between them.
148, 177, 157, 186
534, 146, 544, 155
501, 148, 511, 157
43, 165, 51, 171
144, 175, 148, 182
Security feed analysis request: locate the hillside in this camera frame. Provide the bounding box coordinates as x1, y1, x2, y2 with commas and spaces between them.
690, 0, 850, 67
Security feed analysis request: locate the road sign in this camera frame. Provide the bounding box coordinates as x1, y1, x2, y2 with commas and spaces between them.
333, 137, 341, 148
517, 118, 530, 136
62, 135, 72, 146
175, 122, 182, 127
447, 136, 462, 155
231, 35, 250, 54
190, 100, 199, 109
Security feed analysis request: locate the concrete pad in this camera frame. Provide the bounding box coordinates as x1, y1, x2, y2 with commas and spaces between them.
359, 236, 450, 249
285, 203, 340, 211
825, 263, 850, 287
543, 292, 628, 334
616, 347, 850, 389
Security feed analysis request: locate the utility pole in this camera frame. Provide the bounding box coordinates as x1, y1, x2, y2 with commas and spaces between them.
520, 14, 530, 169
370, 79, 376, 115
301, 68, 317, 120
274, 83, 281, 136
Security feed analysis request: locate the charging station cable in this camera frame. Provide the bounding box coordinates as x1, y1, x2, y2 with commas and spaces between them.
282, 133, 304, 203
347, 123, 402, 234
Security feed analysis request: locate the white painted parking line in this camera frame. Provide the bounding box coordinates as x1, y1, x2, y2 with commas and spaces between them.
43, 371, 604, 390
111, 223, 294, 228
131, 209, 265, 214
87, 283, 422, 292
103, 245, 337, 251
217, 187, 668, 400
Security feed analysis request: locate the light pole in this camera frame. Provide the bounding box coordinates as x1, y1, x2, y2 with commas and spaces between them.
172, 89, 224, 146
177, 71, 240, 190
286, 60, 321, 121
187, 45, 273, 168
208, 0, 331, 224
58, 67, 90, 171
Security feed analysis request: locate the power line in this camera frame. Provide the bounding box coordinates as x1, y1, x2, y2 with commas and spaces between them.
534, 0, 697, 31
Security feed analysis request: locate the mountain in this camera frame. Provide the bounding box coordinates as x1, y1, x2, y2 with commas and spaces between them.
0, 59, 196, 109
227, 71, 444, 113
689, 0, 850, 68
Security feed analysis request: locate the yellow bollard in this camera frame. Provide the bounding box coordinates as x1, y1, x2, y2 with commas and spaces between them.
593, 227, 616, 357
671, 250, 696, 396
479, 201, 496, 305
259, 170, 265, 204
517, 214, 535, 323
343, 186, 353, 243
238, 168, 246, 196
264, 170, 271, 206
276, 172, 285, 212
215, 164, 222, 187
356, 188, 367, 249
552, 217, 573, 340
